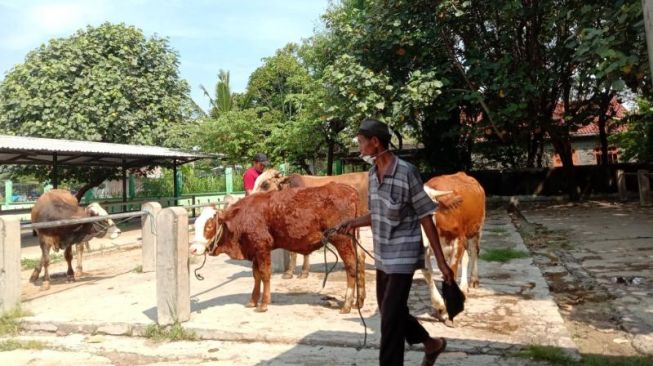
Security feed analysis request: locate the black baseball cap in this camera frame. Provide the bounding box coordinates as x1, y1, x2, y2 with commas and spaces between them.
358, 118, 391, 141
253, 153, 269, 165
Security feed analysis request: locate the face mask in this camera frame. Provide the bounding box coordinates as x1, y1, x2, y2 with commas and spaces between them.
359, 149, 387, 165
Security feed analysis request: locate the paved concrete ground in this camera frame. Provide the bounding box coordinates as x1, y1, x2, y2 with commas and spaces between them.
520, 201, 653, 355
4, 209, 577, 365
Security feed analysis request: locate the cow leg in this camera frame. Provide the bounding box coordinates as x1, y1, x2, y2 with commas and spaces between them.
75, 242, 85, 279
469, 233, 481, 289
40, 244, 51, 291
299, 254, 310, 279
64, 246, 75, 282
459, 250, 470, 293
282, 251, 296, 279
29, 240, 45, 282
246, 260, 261, 308
331, 236, 361, 314
256, 255, 272, 313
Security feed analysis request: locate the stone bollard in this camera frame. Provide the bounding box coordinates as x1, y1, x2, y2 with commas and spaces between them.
141, 202, 162, 273
617, 169, 628, 201
156, 207, 190, 325
0, 216, 20, 313
638, 170, 652, 206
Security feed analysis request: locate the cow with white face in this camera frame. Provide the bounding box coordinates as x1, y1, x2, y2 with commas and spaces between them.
190, 205, 217, 252
420, 172, 486, 323
30, 190, 122, 290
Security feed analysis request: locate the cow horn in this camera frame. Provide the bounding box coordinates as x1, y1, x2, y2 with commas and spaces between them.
424, 187, 454, 199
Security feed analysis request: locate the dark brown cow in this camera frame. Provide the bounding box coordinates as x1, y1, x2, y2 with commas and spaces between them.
30, 189, 121, 290
190, 183, 365, 313
252, 169, 369, 279
421, 172, 486, 320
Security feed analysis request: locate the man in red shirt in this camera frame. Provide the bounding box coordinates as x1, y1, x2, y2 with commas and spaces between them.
243, 153, 269, 195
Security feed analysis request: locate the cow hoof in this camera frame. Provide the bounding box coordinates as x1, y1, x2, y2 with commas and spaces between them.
281, 273, 294, 279
432, 309, 447, 322
245, 301, 257, 308
29, 273, 39, 283
40, 281, 50, 291
255, 305, 268, 313
471, 279, 479, 288
66, 275, 76, 283
444, 319, 455, 328
299, 272, 309, 279
339, 307, 352, 314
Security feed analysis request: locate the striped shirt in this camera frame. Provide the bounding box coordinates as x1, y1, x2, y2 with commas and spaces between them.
368, 157, 437, 274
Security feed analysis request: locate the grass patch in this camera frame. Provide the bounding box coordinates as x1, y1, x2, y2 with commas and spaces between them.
0, 339, 46, 351
515, 345, 653, 366
21, 253, 64, 270
480, 248, 529, 262
132, 265, 143, 273
0, 307, 30, 336
144, 323, 197, 342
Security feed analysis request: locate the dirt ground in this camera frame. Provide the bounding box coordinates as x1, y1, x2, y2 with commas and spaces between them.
512, 199, 653, 358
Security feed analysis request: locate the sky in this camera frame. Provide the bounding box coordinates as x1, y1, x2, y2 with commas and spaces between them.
0, 0, 330, 111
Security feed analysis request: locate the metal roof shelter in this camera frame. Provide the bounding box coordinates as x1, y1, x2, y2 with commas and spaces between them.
0, 134, 215, 202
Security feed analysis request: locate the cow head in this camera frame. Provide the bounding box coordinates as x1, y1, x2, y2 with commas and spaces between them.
189, 204, 245, 259
252, 169, 290, 193
86, 202, 121, 239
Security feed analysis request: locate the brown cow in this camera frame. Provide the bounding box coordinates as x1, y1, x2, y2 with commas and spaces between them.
421, 172, 486, 320
30, 189, 121, 290
190, 183, 365, 313
252, 169, 368, 279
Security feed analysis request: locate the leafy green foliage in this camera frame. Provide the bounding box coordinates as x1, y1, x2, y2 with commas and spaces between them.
0, 22, 195, 193
611, 98, 653, 162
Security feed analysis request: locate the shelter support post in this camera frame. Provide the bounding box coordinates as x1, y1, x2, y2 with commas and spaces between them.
52, 152, 58, 189
4, 180, 12, 205
141, 202, 162, 273
0, 216, 21, 313
122, 160, 127, 212
156, 207, 190, 325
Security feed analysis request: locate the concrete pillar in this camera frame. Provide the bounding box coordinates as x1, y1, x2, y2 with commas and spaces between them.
638, 170, 652, 206
271, 249, 290, 273
141, 202, 162, 273
0, 216, 21, 313
617, 169, 628, 201
156, 207, 190, 325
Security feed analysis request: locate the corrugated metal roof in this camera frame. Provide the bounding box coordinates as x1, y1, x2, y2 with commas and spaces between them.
0, 134, 215, 167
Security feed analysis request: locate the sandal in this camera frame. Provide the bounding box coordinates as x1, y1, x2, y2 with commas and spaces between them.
421, 337, 447, 366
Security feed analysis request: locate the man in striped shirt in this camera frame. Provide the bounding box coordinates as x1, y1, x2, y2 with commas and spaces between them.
337, 118, 454, 366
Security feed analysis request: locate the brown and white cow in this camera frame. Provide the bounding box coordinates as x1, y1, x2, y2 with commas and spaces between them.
420, 172, 486, 320
190, 183, 366, 313
252, 169, 369, 279
30, 189, 121, 290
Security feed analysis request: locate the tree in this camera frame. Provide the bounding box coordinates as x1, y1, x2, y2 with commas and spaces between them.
0, 22, 194, 200
201, 69, 238, 119
314, 0, 649, 199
